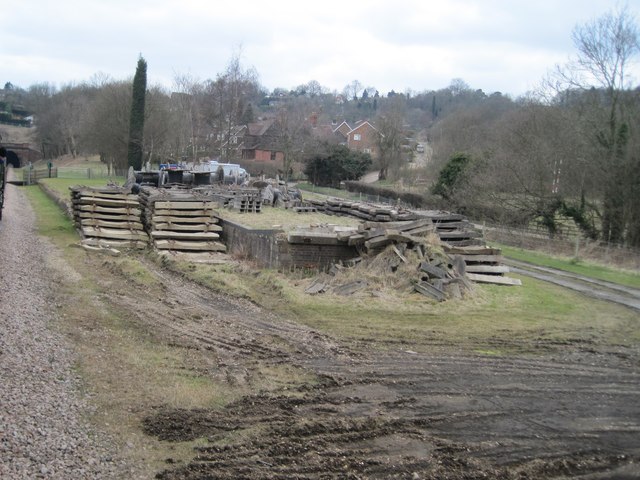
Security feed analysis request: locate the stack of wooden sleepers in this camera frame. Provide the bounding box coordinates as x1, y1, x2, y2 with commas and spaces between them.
305, 197, 418, 221
443, 244, 521, 285
70, 186, 148, 249
204, 188, 262, 213
138, 186, 226, 253
288, 218, 435, 254
304, 199, 480, 246
426, 211, 483, 246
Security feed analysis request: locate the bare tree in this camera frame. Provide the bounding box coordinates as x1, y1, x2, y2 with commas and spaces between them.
273, 101, 313, 183
80, 81, 131, 169
172, 74, 204, 162
343, 80, 363, 101
202, 51, 262, 161
547, 5, 640, 244
375, 96, 406, 180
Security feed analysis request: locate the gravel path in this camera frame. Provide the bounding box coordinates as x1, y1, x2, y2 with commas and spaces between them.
0, 177, 129, 479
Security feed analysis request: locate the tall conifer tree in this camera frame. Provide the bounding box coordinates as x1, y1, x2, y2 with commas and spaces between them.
127, 55, 147, 169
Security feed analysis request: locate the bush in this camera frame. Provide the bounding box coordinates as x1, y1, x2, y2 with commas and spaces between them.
343, 181, 433, 208
304, 144, 371, 188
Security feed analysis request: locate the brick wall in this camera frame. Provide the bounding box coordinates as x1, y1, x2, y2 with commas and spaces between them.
220, 219, 359, 270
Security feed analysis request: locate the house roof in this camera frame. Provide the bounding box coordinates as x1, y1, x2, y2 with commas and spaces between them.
247, 118, 275, 136
347, 120, 378, 135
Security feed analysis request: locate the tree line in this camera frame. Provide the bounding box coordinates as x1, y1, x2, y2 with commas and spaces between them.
1, 7, 639, 247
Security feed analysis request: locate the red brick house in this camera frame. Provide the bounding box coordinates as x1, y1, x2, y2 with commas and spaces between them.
332, 120, 380, 158
240, 119, 285, 163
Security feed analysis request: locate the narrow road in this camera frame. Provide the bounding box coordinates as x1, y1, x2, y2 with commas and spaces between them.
506, 258, 640, 312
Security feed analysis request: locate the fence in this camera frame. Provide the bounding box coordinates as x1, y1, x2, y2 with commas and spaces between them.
22, 166, 127, 184
57, 166, 128, 179
481, 223, 640, 270
23, 167, 58, 184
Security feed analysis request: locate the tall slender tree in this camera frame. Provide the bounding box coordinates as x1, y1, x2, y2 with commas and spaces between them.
127, 56, 147, 169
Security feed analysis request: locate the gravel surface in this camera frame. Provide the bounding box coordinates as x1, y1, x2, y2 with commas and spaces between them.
0, 178, 130, 479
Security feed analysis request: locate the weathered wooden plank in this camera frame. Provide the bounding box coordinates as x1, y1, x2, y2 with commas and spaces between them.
154, 240, 227, 251
81, 238, 148, 249
73, 197, 140, 207
153, 222, 222, 232
78, 205, 142, 215
151, 231, 220, 240
359, 217, 432, 232
347, 234, 366, 246
332, 280, 368, 296
443, 245, 503, 256
72, 190, 138, 201
80, 219, 144, 230
82, 227, 148, 241
152, 208, 221, 217
364, 236, 393, 250
287, 232, 343, 245
403, 225, 435, 236
466, 273, 522, 286
432, 221, 473, 230
385, 229, 424, 244
77, 212, 142, 222
305, 279, 328, 294
460, 254, 504, 263
336, 229, 360, 241
465, 265, 511, 274
414, 281, 446, 301
153, 201, 220, 210
151, 215, 218, 224
71, 186, 131, 195
438, 230, 481, 239
419, 262, 448, 279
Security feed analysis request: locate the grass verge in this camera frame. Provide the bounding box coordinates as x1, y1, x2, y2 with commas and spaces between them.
39, 177, 126, 197
496, 243, 640, 289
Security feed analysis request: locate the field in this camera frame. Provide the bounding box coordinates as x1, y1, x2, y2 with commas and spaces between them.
20, 179, 640, 478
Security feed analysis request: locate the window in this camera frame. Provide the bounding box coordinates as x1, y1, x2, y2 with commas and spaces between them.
270, 151, 277, 161
353, 133, 361, 141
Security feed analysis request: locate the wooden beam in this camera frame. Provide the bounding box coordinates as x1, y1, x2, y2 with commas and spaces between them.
466, 273, 522, 286
151, 231, 220, 240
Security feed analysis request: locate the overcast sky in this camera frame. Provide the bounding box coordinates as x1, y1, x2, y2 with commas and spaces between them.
2, 0, 638, 97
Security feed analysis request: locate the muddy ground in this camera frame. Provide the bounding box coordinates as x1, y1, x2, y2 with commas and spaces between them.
96, 257, 640, 479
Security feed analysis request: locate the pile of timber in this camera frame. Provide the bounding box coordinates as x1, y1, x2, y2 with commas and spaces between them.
138, 186, 226, 253
70, 186, 148, 249
443, 244, 522, 286
288, 218, 435, 254
306, 197, 419, 222
206, 188, 262, 213
303, 199, 481, 246
302, 223, 473, 301
425, 211, 483, 247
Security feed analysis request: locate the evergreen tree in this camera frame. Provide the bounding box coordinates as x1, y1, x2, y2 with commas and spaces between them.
127, 56, 147, 169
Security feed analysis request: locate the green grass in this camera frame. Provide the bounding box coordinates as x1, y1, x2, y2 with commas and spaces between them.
497, 244, 640, 289
296, 182, 360, 200
279, 273, 640, 353
40, 177, 125, 198
23, 185, 78, 244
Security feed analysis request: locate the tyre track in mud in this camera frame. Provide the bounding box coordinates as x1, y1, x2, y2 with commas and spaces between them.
97, 256, 640, 478
506, 259, 640, 312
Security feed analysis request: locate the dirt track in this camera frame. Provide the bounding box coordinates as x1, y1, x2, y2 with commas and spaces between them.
507, 259, 640, 312
107, 260, 640, 479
